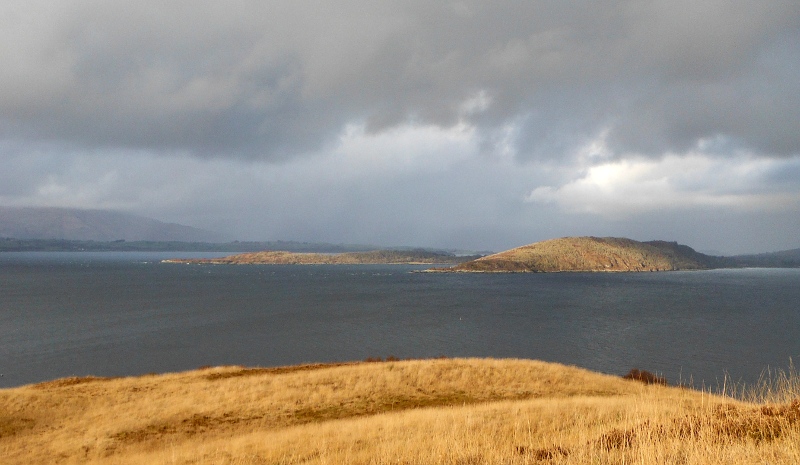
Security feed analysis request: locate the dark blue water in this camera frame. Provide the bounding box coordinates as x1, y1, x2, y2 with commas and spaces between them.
1, 252, 798, 388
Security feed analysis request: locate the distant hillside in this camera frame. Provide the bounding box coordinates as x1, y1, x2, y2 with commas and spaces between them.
445, 237, 724, 272
730, 248, 800, 268
0, 207, 225, 243
165, 250, 478, 265
0, 237, 391, 253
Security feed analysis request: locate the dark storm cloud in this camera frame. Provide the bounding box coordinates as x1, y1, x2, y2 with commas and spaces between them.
1, 0, 797, 160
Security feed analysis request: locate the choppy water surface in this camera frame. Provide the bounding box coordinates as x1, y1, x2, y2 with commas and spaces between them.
1, 252, 798, 388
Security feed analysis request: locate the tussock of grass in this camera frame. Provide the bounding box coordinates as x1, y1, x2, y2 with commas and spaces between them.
729, 362, 800, 404
1, 358, 798, 464
622, 368, 668, 385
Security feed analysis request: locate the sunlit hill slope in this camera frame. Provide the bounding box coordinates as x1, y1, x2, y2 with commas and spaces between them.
1, 358, 799, 464
447, 236, 725, 272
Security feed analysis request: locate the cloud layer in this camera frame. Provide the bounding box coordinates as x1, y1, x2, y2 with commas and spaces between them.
1, 1, 799, 254
3, 0, 798, 159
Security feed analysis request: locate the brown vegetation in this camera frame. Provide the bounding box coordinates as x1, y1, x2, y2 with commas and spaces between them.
1, 358, 798, 464
447, 236, 715, 272
623, 368, 668, 385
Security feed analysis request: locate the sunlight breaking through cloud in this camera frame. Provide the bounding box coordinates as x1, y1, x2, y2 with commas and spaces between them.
527, 154, 800, 217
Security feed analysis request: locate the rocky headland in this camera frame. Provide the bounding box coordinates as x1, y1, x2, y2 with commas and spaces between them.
436, 236, 728, 273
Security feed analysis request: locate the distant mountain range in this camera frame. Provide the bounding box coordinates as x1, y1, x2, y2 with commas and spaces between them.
0, 207, 225, 243
0, 208, 798, 268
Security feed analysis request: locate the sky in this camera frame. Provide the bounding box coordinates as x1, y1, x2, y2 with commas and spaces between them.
1, 1, 799, 255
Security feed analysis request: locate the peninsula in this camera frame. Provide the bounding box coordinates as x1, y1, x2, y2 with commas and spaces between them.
163, 249, 478, 265
437, 236, 726, 272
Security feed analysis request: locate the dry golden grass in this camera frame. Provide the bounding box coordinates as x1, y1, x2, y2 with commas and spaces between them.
1, 358, 798, 464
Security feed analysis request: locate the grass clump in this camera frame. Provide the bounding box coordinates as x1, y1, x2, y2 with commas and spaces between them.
737, 362, 800, 404
622, 368, 668, 386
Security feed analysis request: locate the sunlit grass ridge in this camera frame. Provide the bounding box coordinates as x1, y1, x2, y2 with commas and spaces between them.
1, 358, 798, 464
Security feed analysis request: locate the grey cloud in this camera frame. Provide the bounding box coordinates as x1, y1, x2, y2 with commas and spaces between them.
3, 137, 798, 254
1, 0, 798, 160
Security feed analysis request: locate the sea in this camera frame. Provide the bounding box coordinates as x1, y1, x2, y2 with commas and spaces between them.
1, 251, 798, 389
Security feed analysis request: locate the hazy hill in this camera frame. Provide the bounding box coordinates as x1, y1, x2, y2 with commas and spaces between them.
448, 236, 723, 272
0, 207, 225, 243
730, 248, 800, 268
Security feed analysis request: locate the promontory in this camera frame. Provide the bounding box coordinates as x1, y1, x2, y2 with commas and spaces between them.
434, 236, 725, 273
163, 249, 478, 265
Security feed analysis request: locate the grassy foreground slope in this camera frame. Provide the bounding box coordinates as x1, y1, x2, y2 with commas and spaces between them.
448, 236, 721, 272
1, 359, 799, 464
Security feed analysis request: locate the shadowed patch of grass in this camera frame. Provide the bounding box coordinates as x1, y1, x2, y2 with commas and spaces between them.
0, 416, 35, 439
31, 376, 119, 389
108, 388, 537, 446
111, 412, 267, 444
203, 362, 361, 381
515, 444, 570, 459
